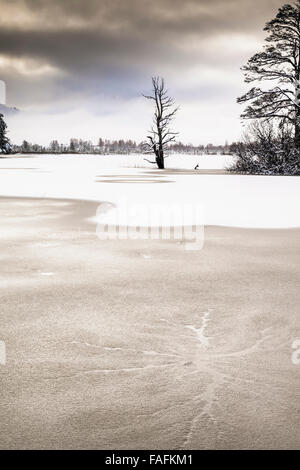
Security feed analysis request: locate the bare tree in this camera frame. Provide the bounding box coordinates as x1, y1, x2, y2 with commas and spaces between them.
143, 77, 178, 169
238, 1, 300, 146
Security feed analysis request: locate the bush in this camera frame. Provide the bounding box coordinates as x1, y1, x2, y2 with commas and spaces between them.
229, 121, 300, 176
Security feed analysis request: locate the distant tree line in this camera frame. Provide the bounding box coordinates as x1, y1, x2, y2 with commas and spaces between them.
10, 138, 232, 156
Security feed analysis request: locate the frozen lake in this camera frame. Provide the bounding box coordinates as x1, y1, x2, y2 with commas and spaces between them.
0, 153, 299, 228
0, 154, 299, 450
0, 195, 299, 450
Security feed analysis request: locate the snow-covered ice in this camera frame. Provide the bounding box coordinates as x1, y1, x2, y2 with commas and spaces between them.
0, 153, 299, 228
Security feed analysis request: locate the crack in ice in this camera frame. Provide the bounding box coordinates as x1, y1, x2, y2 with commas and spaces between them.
42, 362, 178, 381
63, 341, 181, 358
185, 311, 211, 348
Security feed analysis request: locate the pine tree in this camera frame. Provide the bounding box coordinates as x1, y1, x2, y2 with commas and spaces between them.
238, 1, 300, 146
0, 113, 10, 154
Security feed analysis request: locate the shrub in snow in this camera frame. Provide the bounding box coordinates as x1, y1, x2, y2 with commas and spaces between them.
229, 121, 300, 176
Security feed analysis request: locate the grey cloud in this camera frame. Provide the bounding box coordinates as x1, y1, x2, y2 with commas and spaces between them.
0, 0, 285, 109
0, 0, 285, 37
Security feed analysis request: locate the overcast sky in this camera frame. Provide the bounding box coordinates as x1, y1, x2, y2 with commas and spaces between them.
0, 0, 285, 145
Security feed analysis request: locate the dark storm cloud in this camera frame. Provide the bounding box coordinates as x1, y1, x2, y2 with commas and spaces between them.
0, 0, 285, 108
0, 0, 284, 35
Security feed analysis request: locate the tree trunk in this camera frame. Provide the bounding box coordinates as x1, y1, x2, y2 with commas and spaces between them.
155, 148, 164, 169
